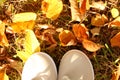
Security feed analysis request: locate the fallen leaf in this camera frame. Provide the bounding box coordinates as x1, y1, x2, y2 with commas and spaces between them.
0, 67, 9, 80
111, 64, 120, 80
110, 32, 120, 47
111, 8, 119, 18
41, 0, 63, 20
0, 20, 9, 46
79, 0, 89, 15
17, 30, 40, 62
12, 12, 37, 22
69, 0, 81, 21
90, 27, 100, 37
109, 16, 120, 27
82, 39, 102, 52
72, 24, 89, 42
91, 14, 108, 27
91, 1, 107, 10
11, 12, 37, 33
59, 30, 76, 46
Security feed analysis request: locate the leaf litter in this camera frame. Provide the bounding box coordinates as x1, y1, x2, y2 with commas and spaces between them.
0, 0, 120, 80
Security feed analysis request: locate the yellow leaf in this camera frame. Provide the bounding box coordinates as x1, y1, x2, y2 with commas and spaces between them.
12, 12, 37, 22
59, 30, 76, 46
41, 0, 63, 20
82, 39, 102, 52
11, 12, 37, 33
17, 51, 31, 62
0, 21, 9, 46
17, 30, 40, 62
25, 30, 40, 54
111, 8, 119, 18
0, 67, 9, 80
110, 32, 120, 47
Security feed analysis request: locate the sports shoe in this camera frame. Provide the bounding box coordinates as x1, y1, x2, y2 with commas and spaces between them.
22, 52, 57, 80
58, 49, 94, 80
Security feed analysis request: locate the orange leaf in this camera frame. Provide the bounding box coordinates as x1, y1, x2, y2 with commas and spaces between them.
110, 32, 120, 47
109, 16, 120, 27
59, 30, 76, 46
0, 67, 9, 80
91, 14, 108, 27
72, 24, 89, 42
79, 0, 86, 15
82, 39, 102, 52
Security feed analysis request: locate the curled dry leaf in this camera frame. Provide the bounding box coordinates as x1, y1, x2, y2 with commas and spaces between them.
91, 14, 108, 27
11, 12, 37, 33
91, 1, 107, 10
69, 0, 81, 21
82, 39, 103, 52
41, 0, 63, 20
109, 16, 120, 27
72, 24, 89, 42
59, 30, 76, 46
110, 32, 120, 47
111, 8, 119, 18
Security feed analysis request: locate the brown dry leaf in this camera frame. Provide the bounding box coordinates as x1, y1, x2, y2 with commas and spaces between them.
59, 30, 76, 46
90, 27, 100, 37
69, 0, 81, 21
72, 24, 89, 42
109, 16, 120, 27
91, 1, 107, 10
41, 0, 63, 20
82, 39, 102, 52
91, 14, 108, 27
110, 32, 120, 47
111, 64, 120, 80
11, 12, 37, 33
0, 67, 9, 80
0, 21, 9, 46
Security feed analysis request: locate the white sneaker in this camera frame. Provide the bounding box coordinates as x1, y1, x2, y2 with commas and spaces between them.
22, 52, 57, 80
58, 49, 94, 80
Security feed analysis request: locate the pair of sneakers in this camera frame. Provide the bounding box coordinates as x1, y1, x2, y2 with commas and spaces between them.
22, 49, 94, 80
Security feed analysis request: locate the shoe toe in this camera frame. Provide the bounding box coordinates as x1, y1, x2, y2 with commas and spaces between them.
22, 52, 57, 80
58, 49, 94, 80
